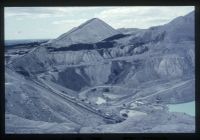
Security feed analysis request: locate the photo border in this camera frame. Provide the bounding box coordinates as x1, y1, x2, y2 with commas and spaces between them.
0, 0, 199, 140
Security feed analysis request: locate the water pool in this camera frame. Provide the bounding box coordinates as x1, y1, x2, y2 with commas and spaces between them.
168, 101, 195, 116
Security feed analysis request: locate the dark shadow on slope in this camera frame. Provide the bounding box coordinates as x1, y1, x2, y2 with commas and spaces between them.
47, 41, 116, 52
55, 68, 91, 91
102, 34, 130, 41
106, 61, 132, 84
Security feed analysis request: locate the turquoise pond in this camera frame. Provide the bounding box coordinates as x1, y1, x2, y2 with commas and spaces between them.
167, 101, 195, 116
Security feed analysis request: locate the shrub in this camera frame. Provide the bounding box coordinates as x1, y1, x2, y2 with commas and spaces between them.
91, 88, 96, 92
103, 88, 110, 92
122, 113, 128, 117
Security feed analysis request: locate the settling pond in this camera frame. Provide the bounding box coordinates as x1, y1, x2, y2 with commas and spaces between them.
168, 101, 195, 116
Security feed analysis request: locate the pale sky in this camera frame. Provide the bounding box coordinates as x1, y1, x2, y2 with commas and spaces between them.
4, 6, 194, 40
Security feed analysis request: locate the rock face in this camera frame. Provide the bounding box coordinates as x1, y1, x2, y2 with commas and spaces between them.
49, 18, 120, 47
5, 11, 195, 133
